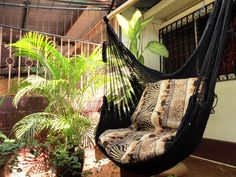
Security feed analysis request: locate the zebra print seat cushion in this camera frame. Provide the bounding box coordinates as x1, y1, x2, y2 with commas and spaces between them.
131, 82, 162, 130
99, 78, 200, 164
99, 127, 176, 164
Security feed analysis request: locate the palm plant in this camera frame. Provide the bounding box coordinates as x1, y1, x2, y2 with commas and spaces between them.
10, 32, 106, 175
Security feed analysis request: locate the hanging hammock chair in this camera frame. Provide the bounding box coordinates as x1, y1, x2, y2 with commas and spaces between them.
95, 0, 233, 175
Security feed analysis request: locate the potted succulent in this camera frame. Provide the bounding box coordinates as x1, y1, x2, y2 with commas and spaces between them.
9, 32, 106, 176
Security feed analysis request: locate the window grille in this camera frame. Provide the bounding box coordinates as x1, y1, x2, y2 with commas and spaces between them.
159, 2, 236, 81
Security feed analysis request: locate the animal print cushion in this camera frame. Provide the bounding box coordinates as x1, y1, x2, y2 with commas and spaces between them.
151, 78, 198, 129
99, 77, 200, 164
98, 127, 176, 164
131, 82, 161, 130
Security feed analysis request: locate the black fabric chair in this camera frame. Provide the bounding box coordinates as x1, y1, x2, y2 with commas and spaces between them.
95, 0, 233, 175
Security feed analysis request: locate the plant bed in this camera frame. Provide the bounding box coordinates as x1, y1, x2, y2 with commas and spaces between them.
1, 147, 52, 177
0, 135, 84, 177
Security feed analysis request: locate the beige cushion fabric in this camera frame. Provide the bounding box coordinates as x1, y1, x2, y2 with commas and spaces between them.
131, 82, 161, 130
99, 127, 176, 164
99, 77, 201, 164
151, 78, 198, 129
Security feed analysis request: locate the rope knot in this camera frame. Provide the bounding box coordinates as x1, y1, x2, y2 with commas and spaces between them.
103, 16, 109, 24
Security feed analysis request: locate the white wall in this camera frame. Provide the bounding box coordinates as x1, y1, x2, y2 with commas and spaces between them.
204, 80, 236, 143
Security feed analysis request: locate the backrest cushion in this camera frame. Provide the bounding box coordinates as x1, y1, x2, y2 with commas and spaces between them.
151, 77, 199, 129
131, 81, 161, 130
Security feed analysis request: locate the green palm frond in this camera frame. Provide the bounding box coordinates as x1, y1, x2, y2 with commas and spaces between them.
11, 32, 68, 79
13, 75, 67, 108
69, 114, 93, 148
13, 112, 57, 141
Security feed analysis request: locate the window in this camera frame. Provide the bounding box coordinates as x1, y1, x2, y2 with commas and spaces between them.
159, 2, 236, 81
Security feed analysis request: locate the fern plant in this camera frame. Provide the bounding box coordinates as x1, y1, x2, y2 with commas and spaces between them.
10, 32, 106, 175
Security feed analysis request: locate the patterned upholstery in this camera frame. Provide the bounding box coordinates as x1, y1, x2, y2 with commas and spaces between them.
99, 128, 176, 164
99, 78, 200, 164
151, 78, 198, 129
131, 82, 161, 130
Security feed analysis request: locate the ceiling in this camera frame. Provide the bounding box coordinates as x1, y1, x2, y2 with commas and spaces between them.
0, 0, 162, 36
135, 0, 161, 10
0, 0, 126, 36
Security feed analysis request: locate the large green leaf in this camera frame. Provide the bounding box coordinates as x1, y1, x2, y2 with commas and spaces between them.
130, 38, 138, 57
134, 18, 141, 36
128, 25, 139, 57
138, 55, 144, 64
146, 41, 169, 58
116, 14, 130, 36
13, 75, 67, 108
128, 25, 136, 39
130, 10, 142, 29
140, 16, 154, 31
0, 132, 7, 141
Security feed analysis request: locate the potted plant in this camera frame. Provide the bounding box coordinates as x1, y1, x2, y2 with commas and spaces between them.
9, 32, 106, 176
